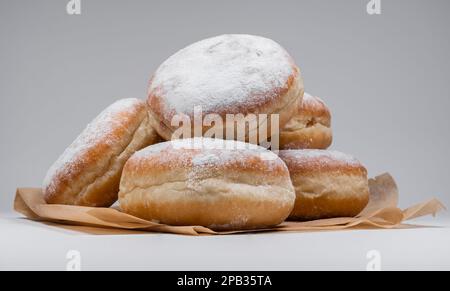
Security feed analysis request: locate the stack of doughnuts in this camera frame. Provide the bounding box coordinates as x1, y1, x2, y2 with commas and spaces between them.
43, 34, 370, 230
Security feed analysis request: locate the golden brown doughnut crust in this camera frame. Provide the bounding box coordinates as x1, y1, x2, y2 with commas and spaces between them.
43, 99, 161, 207
119, 138, 296, 230
279, 150, 370, 220
147, 34, 304, 143
279, 93, 332, 150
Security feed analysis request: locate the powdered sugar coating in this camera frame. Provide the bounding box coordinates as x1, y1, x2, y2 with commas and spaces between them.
133, 137, 281, 170
132, 138, 288, 188
303, 92, 321, 102
126, 138, 294, 210
300, 93, 329, 115
280, 150, 363, 168
148, 34, 296, 117
303, 92, 314, 102
302, 92, 318, 107
43, 98, 144, 191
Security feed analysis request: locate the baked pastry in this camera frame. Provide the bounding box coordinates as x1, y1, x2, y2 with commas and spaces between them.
279, 150, 370, 220
119, 138, 296, 230
147, 34, 304, 144
279, 92, 332, 149
43, 98, 160, 207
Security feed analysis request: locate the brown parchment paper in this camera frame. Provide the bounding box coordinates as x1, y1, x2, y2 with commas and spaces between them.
13, 173, 446, 235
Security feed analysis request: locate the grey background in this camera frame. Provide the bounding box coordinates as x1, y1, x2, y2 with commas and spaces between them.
0, 0, 449, 213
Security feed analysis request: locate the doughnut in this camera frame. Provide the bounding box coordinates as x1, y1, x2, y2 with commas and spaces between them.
279, 93, 332, 150
43, 98, 160, 207
119, 138, 296, 230
147, 34, 304, 143
279, 150, 370, 220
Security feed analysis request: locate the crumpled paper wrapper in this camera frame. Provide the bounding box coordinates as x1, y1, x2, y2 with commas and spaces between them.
13, 173, 446, 235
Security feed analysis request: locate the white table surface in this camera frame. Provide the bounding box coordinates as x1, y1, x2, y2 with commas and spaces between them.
1, 212, 449, 271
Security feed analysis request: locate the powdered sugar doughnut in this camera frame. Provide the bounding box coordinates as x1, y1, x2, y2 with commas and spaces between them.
119, 138, 296, 230
148, 34, 304, 142
43, 98, 160, 207
279, 150, 370, 220
280, 93, 332, 149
